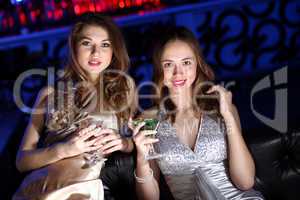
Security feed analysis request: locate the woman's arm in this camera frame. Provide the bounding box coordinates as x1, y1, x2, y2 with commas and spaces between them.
135, 157, 160, 200
133, 120, 160, 200
16, 87, 103, 172
15, 87, 62, 172
207, 85, 255, 190
94, 128, 135, 154
224, 105, 255, 190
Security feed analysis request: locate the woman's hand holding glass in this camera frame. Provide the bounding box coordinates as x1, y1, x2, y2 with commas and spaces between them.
93, 128, 130, 155
56, 124, 103, 159
131, 119, 160, 161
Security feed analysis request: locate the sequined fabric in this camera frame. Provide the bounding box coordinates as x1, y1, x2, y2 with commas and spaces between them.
156, 114, 264, 200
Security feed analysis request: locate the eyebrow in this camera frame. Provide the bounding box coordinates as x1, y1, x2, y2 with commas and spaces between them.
161, 57, 194, 62
182, 57, 194, 60
79, 36, 111, 42
161, 59, 173, 62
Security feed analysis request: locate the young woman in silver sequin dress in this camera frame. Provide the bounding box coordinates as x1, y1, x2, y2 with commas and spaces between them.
13, 13, 135, 200
132, 27, 264, 200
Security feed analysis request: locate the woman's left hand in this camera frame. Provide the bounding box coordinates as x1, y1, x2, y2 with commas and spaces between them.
93, 128, 129, 155
206, 85, 234, 118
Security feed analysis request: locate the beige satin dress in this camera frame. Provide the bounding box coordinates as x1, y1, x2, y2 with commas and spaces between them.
13, 113, 118, 200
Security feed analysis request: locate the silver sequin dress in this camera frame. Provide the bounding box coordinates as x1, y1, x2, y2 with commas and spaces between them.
156, 114, 264, 200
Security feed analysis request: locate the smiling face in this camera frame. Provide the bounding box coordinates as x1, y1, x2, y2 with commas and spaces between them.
76, 25, 113, 81
161, 40, 197, 94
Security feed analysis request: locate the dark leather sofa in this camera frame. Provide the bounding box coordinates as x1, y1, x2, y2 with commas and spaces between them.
245, 128, 300, 200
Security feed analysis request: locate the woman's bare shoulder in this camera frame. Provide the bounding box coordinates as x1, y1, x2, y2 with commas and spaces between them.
40, 86, 54, 97
34, 86, 55, 108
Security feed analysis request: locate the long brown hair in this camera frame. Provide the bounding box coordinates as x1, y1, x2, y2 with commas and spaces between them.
62, 12, 135, 123
152, 26, 218, 122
